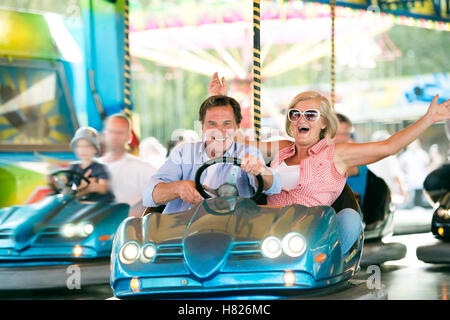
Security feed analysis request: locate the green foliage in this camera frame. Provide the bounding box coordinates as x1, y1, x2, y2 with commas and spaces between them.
387, 25, 450, 75
132, 59, 209, 145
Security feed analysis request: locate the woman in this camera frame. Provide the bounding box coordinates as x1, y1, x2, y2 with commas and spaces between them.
265, 91, 362, 255
208, 73, 450, 254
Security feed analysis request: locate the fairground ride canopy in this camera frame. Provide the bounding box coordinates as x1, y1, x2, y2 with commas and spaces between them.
129, 1, 448, 80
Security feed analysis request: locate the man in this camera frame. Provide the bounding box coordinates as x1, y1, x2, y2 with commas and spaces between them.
99, 113, 157, 217
143, 95, 281, 214
335, 113, 368, 205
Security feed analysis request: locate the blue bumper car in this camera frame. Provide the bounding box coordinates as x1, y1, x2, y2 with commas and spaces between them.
429, 192, 450, 241
417, 164, 450, 263
359, 170, 406, 266
0, 170, 129, 263
110, 157, 363, 298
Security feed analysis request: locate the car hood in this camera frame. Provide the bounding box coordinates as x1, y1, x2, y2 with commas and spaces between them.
117, 197, 339, 279
0, 194, 120, 251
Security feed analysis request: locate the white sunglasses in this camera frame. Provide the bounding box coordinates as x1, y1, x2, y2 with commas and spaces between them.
287, 109, 321, 122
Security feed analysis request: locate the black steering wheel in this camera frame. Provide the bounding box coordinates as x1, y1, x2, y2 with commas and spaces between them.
50, 170, 91, 195
194, 157, 264, 201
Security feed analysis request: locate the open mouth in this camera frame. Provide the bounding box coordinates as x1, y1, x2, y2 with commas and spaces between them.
208, 134, 228, 143
297, 126, 310, 134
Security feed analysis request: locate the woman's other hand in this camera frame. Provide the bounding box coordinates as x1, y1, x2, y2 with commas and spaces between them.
426, 94, 450, 123
208, 72, 228, 96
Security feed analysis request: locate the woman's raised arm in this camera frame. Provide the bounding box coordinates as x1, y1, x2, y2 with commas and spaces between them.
334, 95, 450, 175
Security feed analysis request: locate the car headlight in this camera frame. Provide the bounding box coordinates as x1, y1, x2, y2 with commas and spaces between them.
61, 224, 77, 238
119, 241, 140, 264
61, 222, 94, 238
79, 222, 94, 237
141, 243, 157, 261
261, 236, 282, 258
282, 232, 306, 257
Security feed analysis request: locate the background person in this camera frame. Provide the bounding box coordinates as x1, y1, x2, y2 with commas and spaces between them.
99, 113, 157, 217
427, 144, 444, 173
367, 130, 409, 206
399, 139, 430, 208
139, 136, 167, 169
423, 120, 450, 205
49, 127, 114, 202
335, 113, 369, 205
166, 128, 201, 156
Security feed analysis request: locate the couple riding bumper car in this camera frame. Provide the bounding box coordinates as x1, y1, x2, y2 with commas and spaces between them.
110, 157, 364, 298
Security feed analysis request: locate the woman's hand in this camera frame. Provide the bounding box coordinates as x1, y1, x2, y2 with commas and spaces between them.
240, 154, 265, 176
425, 94, 450, 123
208, 72, 227, 96
241, 154, 274, 191
334, 93, 450, 173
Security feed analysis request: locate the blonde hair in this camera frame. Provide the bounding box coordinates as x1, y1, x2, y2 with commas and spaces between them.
284, 91, 338, 140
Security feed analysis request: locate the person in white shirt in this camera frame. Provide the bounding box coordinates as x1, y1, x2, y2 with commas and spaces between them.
367, 130, 409, 206
99, 114, 157, 217
139, 136, 167, 169
399, 139, 430, 208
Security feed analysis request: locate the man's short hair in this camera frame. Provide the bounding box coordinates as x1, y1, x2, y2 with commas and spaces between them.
336, 113, 352, 126
199, 95, 243, 125
105, 113, 132, 133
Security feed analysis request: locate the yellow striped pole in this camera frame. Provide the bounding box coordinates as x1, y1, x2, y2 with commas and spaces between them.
330, 0, 336, 108
123, 0, 139, 154
253, 0, 261, 141
123, 0, 132, 118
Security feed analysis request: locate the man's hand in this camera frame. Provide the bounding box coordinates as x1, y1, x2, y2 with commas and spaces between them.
208, 72, 227, 96
176, 180, 203, 205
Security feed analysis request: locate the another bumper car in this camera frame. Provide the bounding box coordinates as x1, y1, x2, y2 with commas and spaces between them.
358, 170, 406, 266
429, 192, 450, 241
417, 164, 450, 263
110, 157, 364, 299
0, 170, 129, 263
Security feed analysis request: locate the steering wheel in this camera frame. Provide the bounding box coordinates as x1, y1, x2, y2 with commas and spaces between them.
194, 157, 264, 201
50, 170, 91, 195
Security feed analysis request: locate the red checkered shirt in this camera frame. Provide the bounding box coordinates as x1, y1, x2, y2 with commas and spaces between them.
267, 138, 347, 207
